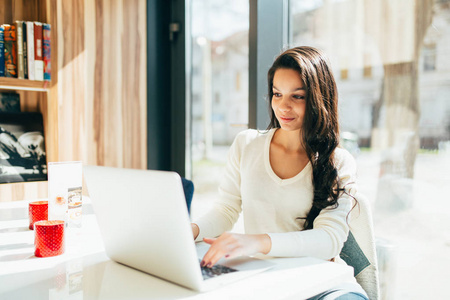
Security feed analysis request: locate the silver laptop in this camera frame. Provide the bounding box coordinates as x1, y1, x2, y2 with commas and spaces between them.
83, 165, 274, 292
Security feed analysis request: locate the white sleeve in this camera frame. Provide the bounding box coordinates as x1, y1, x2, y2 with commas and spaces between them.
267, 149, 357, 259
194, 132, 245, 241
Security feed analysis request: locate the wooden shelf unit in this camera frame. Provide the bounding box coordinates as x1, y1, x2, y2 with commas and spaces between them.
0, 0, 57, 201
1, 0, 148, 201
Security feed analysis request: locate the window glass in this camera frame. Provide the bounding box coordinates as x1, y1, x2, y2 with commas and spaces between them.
290, 0, 450, 298
190, 0, 249, 219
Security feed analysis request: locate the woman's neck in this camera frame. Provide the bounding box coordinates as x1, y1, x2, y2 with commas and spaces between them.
272, 128, 305, 153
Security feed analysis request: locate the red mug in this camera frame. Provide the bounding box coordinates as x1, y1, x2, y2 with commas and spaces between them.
29, 201, 48, 230
34, 220, 65, 257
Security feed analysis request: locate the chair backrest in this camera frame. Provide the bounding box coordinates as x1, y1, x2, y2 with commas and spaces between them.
181, 177, 194, 214
339, 192, 380, 300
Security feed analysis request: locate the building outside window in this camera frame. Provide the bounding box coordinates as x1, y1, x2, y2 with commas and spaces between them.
290, 0, 450, 299
190, 0, 249, 220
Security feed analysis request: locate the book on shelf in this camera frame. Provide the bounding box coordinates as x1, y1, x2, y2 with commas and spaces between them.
0, 21, 51, 82
16, 21, 25, 79
0, 27, 4, 77
23, 21, 28, 79
26, 21, 35, 80
43, 23, 51, 81
34, 22, 44, 81
2, 24, 17, 78
0, 92, 20, 112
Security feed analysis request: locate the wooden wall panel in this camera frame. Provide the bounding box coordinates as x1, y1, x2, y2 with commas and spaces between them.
0, 0, 43, 24
57, 0, 85, 162
121, 0, 147, 168
12, 0, 43, 22
0, 0, 13, 24
0, 181, 48, 201
57, 0, 147, 169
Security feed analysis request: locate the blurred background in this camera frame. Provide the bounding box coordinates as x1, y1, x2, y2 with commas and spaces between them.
189, 0, 450, 299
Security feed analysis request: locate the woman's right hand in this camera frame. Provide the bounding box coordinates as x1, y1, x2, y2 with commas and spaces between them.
200, 232, 271, 268
191, 223, 199, 240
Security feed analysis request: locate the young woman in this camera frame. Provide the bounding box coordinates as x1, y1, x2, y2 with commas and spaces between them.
191, 46, 369, 299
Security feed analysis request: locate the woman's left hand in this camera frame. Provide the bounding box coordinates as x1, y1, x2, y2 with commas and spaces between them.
201, 232, 271, 268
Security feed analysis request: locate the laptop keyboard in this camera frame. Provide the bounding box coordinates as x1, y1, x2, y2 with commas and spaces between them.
200, 260, 238, 280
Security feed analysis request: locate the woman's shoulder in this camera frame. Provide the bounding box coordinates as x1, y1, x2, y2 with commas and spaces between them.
334, 146, 353, 159
334, 147, 358, 194
334, 147, 357, 171
233, 128, 274, 146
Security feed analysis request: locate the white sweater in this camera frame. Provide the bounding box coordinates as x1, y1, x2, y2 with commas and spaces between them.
194, 128, 358, 260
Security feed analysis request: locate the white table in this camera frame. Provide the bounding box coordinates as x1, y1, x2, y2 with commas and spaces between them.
0, 199, 354, 300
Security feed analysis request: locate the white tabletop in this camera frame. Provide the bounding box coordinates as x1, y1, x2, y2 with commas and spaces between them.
0, 199, 354, 300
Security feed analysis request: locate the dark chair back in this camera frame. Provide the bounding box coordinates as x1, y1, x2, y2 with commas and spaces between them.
181, 177, 194, 214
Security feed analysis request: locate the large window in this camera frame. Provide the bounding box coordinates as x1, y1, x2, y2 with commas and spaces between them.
187, 1, 449, 297
290, 0, 450, 299
190, 0, 249, 220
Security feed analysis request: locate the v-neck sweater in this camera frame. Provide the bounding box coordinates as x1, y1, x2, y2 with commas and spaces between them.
194, 128, 358, 260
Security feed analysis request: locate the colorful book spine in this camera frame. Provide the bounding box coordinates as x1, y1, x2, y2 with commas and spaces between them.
34, 22, 44, 81
43, 23, 51, 81
26, 21, 35, 80
0, 27, 4, 77
16, 21, 25, 79
23, 21, 28, 79
3, 24, 17, 78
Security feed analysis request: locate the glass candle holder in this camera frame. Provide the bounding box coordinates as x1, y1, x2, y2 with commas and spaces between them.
34, 220, 65, 257
29, 201, 48, 230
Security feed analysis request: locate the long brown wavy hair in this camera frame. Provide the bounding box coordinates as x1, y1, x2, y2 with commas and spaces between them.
267, 46, 341, 230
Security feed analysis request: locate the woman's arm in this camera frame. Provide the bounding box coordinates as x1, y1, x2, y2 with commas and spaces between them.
191, 223, 199, 239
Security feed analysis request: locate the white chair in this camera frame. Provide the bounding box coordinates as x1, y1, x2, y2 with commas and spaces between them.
339, 193, 380, 300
